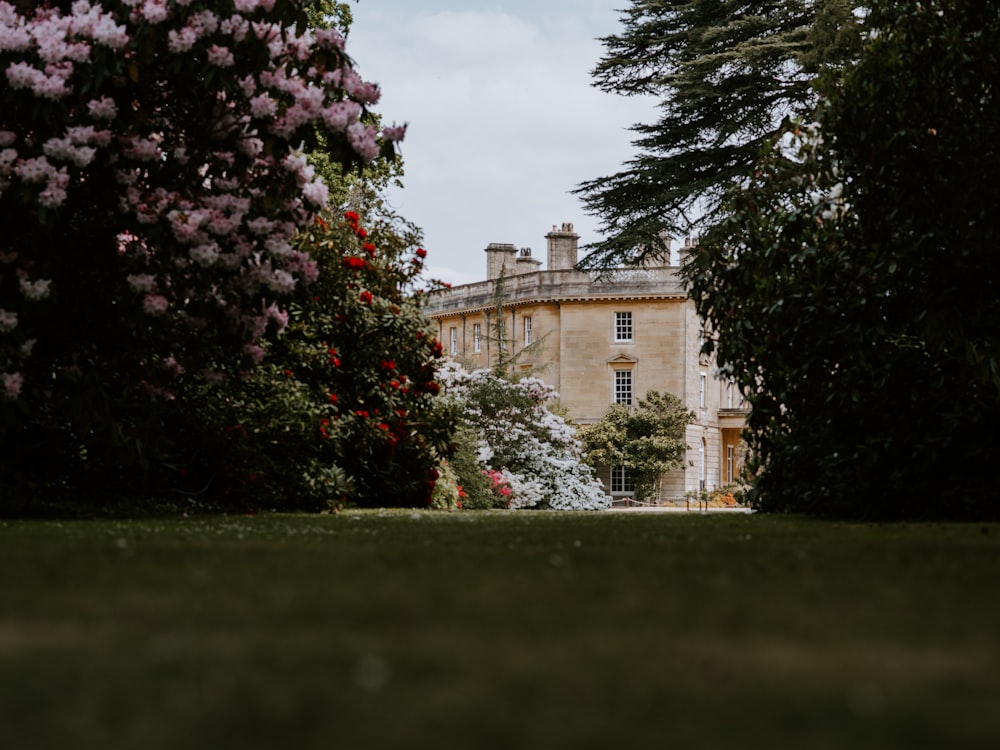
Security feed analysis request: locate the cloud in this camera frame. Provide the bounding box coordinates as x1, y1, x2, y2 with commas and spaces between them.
347, 3, 656, 279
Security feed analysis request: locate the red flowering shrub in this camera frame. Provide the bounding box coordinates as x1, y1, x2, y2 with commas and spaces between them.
178, 208, 457, 509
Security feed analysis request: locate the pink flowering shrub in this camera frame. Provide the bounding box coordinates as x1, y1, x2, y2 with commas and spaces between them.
0, 1, 406, 504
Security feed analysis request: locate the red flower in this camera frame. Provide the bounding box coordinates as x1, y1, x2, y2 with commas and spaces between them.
359, 290, 373, 305
430, 341, 443, 357
342, 256, 367, 270
424, 381, 441, 395
380, 359, 396, 371
355, 410, 369, 419
344, 211, 360, 223
329, 393, 339, 403
416, 248, 427, 258
363, 242, 376, 258
316, 216, 329, 231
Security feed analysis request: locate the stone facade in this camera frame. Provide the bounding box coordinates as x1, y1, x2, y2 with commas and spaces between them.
424, 223, 747, 503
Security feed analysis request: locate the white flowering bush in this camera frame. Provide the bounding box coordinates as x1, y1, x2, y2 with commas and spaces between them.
440, 362, 610, 511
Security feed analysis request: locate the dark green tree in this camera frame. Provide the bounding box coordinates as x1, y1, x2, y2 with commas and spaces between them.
575, 0, 860, 269
681, 0, 1000, 519
580, 390, 693, 503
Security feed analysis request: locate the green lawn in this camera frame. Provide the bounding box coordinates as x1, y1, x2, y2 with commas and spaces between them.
1, 511, 997, 749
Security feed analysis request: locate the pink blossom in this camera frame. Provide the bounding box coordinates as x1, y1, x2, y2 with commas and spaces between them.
346, 121, 379, 162
87, 96, 117, 120
207, 45, 234, 67
0, 308, 17, 332
14, 156, 55, 183
2, 372, 24, 400
249, 94, 277, 119
189, 243, 220, 266
167, 26, 197, 53
264, 303, 288, 330
162, 356, 184, 376
301, 179, 329, 207
313, 28, 345, 51
322, 101, 361, 132
243, 343, 265, 364
382, 124, 407, 142
19, 276, 52, 300
140, 0, 170, 24
0, 130, 15, 147
126, 273, 156, 292
38, 167, 69, 207
122, 136, 160, 161
143, 294, 169, 315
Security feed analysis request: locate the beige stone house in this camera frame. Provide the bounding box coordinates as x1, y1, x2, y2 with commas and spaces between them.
424, 222, 747, 503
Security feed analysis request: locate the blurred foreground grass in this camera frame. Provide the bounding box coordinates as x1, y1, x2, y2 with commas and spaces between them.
1, 511, 997, 749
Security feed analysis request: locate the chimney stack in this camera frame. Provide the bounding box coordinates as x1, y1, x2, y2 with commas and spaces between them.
484, 242, 517, 280
546, 222, 579, 271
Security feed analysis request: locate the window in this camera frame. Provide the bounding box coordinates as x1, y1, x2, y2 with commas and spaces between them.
611, 465, 635, 495
727, 382, 734, 408
726, 445, 735, 484
699, 439, 706, 490
449, 327, 458, 355
614, 311, 633, 342
614, 369, 632, 405
699, 372, 707, 409
523, 316, 532, 346
473, 323, 482, 353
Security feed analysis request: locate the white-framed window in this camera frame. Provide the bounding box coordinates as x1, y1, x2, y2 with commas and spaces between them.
611, 465, 635, 495
473, 323, 482, 353
614, 369, 633, 405
727, 382, 734, 408
726, 445, 735, 484
524, 316, 532, 346
699, 372, 707, 409
449, 327, 458, 355
614, 311, 633, 342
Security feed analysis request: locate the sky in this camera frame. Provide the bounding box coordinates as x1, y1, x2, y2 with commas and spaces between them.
345, 1, 656, 286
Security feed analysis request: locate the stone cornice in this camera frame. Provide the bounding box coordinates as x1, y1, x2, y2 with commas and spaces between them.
424, 267, 687, 318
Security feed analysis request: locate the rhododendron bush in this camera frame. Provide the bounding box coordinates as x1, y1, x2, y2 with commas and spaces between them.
0, 1, 409, 503
440, 363, 610, 511
175, 210, 457, 509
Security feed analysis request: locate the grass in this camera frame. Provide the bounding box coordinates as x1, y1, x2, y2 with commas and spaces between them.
0, 510, 997, 749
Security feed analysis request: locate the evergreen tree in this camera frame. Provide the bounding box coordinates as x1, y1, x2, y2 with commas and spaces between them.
575, 0, 859, 269
681, 0, 1000, 519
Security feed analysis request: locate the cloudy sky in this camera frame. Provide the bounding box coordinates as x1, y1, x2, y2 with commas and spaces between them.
345, 0, 656, 286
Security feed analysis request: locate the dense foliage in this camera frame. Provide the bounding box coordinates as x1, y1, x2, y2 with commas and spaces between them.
682, 0, 1000, 519
580, 390, 693, 503
0, 1, 420, 510
575, 0, 859, 269
440, 363, 610, 511
174, 210, 457, 511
